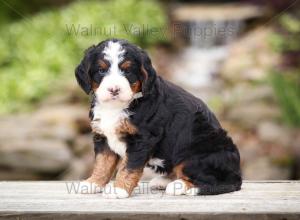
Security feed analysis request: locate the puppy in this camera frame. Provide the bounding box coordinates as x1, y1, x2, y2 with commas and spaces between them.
75, 39, 242, 198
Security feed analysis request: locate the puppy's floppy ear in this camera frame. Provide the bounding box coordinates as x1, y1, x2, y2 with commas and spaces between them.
140, 50, 156, 96
75, 46, 95, 94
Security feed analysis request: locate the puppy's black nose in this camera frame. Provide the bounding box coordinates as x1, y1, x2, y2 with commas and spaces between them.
107, 87, 120, 96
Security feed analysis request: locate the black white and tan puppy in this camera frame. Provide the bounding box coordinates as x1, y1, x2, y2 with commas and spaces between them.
75, 38, 242, 198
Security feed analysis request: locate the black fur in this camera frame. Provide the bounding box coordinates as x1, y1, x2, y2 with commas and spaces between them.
75, 39, 242, 195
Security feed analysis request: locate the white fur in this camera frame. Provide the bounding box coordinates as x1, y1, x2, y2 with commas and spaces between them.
96, 41, 133, 102
92, 40, 142, 157
165, 179, 187, 196
165, 179, 200, 196
149, 176, 172, 190
186, 187, 200, 196
103, 41, 125, 63
102, 183, 129, 199
148, 158, 165, 168
93, 104, 128, 157
78, 181, 102, 194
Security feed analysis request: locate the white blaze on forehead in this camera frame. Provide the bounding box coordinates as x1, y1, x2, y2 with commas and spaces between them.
103, 41, 125, 64
95, 40, 132, 103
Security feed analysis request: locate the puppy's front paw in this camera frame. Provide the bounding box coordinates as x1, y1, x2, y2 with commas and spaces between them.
78, 181, 103, 194
102, 184, 129, 199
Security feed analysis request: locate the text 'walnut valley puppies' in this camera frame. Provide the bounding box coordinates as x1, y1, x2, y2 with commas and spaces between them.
75, 39, 242, 198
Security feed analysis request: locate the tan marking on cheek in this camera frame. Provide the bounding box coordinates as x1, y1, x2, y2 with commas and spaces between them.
114, 156, 143, 195
86, 150, 119, 187
92, 81, 100, 91
116, 118, 137, 135
173, 163, 195, 189
130, 80, 142, 93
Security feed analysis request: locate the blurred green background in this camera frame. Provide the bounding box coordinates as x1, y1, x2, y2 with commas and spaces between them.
0, 0, 168, 114
0, 0, 299, 181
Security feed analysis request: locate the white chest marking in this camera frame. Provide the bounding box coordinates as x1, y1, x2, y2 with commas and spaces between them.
93, 105, 128, 157
148, 158, 165, 168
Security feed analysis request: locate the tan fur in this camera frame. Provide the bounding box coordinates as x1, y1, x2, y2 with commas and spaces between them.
98, 59, 109, 70
114, 156, 143, 195
130, 80, 142, 93
116, 118, 137, 135
120, 60, 131, 70
86, 150, 119, 187
174, 163, 195, 189
92, 81, 100, 91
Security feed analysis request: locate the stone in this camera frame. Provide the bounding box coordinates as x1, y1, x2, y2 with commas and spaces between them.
172, 3, 264, 21
257, 121, 292, 146
243, 156, 291, 180
223, 85, 275, 107
221, 28, 280, 83
0, 169, 42, 181
33, 104, 89, 136
0, 114, 75, 142
226, 103, 281, 128
60, 157, 93, 180
0, 139, 72, 173
0, 104, 90, 146
72, 135, 93, 156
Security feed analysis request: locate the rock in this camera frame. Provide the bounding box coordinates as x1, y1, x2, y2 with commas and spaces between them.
33, 104, 89, 135
0, 168, 42, 180
226, 103, 281, 129
223, 85, 275, 107
0, 104, 90, 142
257, 121, 292, 146
238, 136, 264, 163
0, 139, 72, 173
221, 28, 279, 83
172, 3, 264, 21
0, 115, 75, 142
243, 156, 291, 180
60, 157, 93, 180
72, 135, 94, 156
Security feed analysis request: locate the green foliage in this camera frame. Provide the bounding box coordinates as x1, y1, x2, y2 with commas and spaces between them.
269, 14, 300, 52
0, 0, 168, 114
270, 71, 300, 127
269, 12, 300, 127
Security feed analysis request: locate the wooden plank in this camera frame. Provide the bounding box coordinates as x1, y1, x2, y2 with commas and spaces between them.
0, 181, 299, 220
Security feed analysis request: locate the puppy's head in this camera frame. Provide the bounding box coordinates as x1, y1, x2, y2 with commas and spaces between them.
75, 39, 156, 104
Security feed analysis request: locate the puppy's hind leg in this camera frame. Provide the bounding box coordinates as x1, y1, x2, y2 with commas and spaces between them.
165, 163, 200, 196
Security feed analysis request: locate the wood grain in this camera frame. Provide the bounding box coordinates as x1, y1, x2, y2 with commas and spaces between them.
0, 181, 299, 220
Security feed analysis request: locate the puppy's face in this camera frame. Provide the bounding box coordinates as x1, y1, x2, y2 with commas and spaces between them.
75, 39, 154, 105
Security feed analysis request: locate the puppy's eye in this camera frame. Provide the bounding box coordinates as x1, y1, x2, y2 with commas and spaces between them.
98, 68, 107, 75
123, 69, 130, 74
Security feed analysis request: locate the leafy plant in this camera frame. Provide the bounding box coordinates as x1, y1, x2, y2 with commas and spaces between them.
269, 11, 300, 127
270, 71, 300, 126
0, 0, 168, 114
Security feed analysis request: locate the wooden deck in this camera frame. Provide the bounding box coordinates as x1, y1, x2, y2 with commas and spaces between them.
0, 181, 300, 220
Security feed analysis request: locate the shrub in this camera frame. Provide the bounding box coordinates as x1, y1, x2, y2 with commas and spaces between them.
270, 71, 300, 126
0, 0, 168, 114
269, 12, 300, 127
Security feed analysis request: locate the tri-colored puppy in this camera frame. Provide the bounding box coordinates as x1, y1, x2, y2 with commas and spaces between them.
75, 38, 242, 198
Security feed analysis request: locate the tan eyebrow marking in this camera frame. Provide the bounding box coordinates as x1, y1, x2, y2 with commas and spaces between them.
120, 60, 131, 70
98, 59, 109, 69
